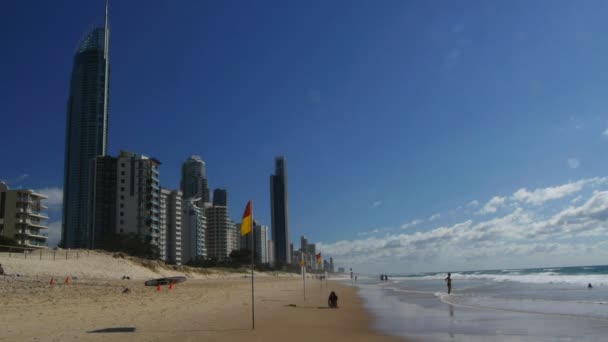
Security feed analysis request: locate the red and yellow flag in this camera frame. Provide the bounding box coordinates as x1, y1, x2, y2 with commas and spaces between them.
241, 200, 252, 236
315, 253, 322, 264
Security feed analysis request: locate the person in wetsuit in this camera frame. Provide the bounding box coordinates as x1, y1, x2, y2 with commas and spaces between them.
445, 273, 452, 294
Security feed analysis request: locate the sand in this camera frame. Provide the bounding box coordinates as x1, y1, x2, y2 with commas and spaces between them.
0, 252, 405, 341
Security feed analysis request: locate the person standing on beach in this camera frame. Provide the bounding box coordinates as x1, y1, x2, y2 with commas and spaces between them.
445, 273, 452, 294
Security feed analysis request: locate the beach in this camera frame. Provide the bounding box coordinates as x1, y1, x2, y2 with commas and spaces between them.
0, 252, 404, 342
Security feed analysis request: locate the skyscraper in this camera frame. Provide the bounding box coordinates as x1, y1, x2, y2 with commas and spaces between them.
62, 1, 110, 248
180, 155, 210, 204
270, 156, 290, 266
212, 188, 227, 207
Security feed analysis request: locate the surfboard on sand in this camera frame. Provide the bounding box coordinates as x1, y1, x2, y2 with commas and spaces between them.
144, 276, 187, 287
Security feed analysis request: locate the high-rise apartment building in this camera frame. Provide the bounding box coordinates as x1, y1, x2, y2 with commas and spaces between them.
205, 205, 231, 260
62, 1, 110, 248
212, 188, 227, 207
180, 156, 210, 204
267, 240, 275, 266
0, 183, 49, 248
270, 156, 290, 266
89, 156, 117, 249
181, 199, 206, 263
255, 224, 268, 264
227, 219, 239, 254
160, 189, 183, 265
88, 151, 161, 250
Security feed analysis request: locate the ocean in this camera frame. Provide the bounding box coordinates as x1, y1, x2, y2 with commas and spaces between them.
351, 265, 608, 341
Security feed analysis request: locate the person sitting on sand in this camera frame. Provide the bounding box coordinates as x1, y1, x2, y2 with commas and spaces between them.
445, 273, 452, 294
0, 263, 4, 276
328, 291, 338, 308
588, 283, 593, 289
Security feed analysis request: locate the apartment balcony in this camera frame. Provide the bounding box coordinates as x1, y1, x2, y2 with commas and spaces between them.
22, 240, 47, 248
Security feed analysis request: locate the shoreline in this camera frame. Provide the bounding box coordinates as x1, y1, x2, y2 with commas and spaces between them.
0, 272, 406, 341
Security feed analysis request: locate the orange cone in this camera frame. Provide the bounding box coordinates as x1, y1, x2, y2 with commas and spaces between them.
169, 281, 173, 290
65, 276, 70, 284
156, 284, 161, 292
49, 277, 55, 285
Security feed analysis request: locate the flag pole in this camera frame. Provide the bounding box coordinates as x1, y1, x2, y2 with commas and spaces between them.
302, 254, 306, 301
250, 202, 255, 330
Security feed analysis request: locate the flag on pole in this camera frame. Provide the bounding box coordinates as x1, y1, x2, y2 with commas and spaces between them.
300, 257, 305, 267
315, 253, 322, 264
241, 200, 252, 236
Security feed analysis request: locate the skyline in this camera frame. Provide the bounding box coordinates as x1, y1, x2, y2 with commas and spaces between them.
4, 1, 608, 272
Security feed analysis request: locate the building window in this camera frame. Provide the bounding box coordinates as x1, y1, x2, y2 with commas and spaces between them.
120, 220, 124, 224
121, 171, 125, 176
121, 163, 125, 167
120, 195, 124, 200
120, 212, 124, 217
121, 179, 125, 184
120, 204, 124, 208
121, 187, 125, 192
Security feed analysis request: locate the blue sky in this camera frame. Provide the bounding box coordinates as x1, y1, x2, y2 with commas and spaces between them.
3, 1, 608, 273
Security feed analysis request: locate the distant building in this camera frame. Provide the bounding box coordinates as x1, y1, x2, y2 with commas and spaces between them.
62, 4, 110, 249
300, 236, 308, 251
212, 188, 227, 207
338, 267, 345, 273
255, 224, 268, 264
270, 156, 290, 266
89, 151, 161, 250
0, 183, 49, 248
182, 199, 206, 263
239, 222, 269, 264
205, 205, 231, 260
227, 219, 239, 254
161, 189, 183, 265
329, 257, 335, 273
180, 155, 210, 205
266, 240, 275, 267
323, 260, 330, 272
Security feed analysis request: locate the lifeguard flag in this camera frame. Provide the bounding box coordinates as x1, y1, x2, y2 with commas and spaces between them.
241, 200, 252, 236
315, 253, 322, 264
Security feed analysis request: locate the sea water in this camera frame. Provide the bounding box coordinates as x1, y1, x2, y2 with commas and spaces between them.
353, 265, 608, 341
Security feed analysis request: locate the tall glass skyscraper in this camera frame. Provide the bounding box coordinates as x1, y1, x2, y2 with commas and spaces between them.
270, 156, 290, 266
62, 1, 110, 248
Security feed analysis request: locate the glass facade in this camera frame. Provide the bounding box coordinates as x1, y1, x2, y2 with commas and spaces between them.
270, 156, 290, 266
62, 27, 109, 248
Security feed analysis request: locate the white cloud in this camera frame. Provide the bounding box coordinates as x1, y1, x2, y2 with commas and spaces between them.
467, 200, 479, 207
568, 158, 580, 169
371, 200, 382, 208
476, 196, 506, 215
512, 180, 587, 205
35, 187, 62, 210
401, 219, 423, 230
319, 177, 608, 273
429, 213, 441, 221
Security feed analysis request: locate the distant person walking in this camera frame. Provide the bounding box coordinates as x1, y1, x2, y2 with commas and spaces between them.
445, 273, 452, 294
328, 291, 338, 308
